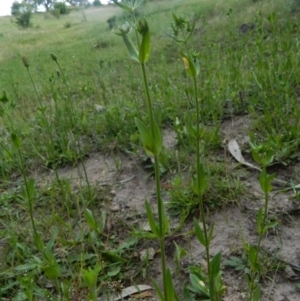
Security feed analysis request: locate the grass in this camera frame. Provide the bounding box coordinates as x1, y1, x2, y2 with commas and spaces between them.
1, 0, 300, 299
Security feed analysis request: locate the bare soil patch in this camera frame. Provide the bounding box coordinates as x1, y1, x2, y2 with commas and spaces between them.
30, 120, 300, 300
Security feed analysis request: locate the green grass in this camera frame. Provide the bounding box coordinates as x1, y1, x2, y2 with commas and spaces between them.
1, 0, 300, 299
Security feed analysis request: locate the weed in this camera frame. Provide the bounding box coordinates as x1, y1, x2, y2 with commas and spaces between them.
225, 252, 251, 275
245, 145, 277, 301
113, 1, 177, 298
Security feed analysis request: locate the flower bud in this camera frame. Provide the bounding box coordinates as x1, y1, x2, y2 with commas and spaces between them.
137, 19, 149, 36
22, 55, 29, 68
50, 53, 58, 62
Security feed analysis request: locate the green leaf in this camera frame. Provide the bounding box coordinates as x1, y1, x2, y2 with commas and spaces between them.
166, 268, 180, 301
11, 133, 21, 149
44, 264, 60, 280
224, 257, 243, 269
114, 23, 139, 62
153, 118, 162, 155
131, 230, 157, 239
207, 222, 214, 245
189, 274, 209, 297
259, 168, 267, 192
252, 284, 261, 301
27, 178, 35, 200
113, 0, 144, 12
99, 210, 106, 234
248, 245, 257, 267
113, 0, 134, 12
145, 200, 159, 237
68, 253, 96, 263
259, 168, 275, 193
181, 52, 197, 78
43, 250, 60, 280
193, 57, 200, 76
116, 237, 138, 252
138, 19, 150, 63
135, 118, 155, 155
107, 266, 121, 277
192, 175, 199, 195
265, 221, 278, 231
160, 200, 169, 236
122, 32, 139, 62
0, 91, 9, 103
210, 253, 221, 279
152, 280, 164, 301
84, 208, 97, 232
166, 269, 174, 301
102, 251, 126, 262
14, 261, 41, 273
252, 70, 262, 90
257, 208, 263, 234
252, 149, 262, 165
265, 150, 274, 165
198, 163, 207, 196
33, 233, 44, 251
82, 264, 100, 288
193, 218, 207, 247
174, 242, 187, 261
183, 286, 195, 301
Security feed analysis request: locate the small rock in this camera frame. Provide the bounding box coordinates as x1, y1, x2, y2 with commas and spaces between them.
110, 203, 120, 212
110, 189, 116, 196
143, 223, 151, 232
140, 248, 156, 261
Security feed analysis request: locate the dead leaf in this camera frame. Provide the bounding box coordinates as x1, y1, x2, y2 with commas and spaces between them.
228, 139, 261, 171
139, 247, 155, 261
285, 265, 299, 281
131, 290, 153, 298
107, 285, 153, 301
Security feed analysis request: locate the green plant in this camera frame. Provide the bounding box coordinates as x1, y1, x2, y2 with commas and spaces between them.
185, 257, 226, 300
225, 253, 251, 275
93, 0, 102, 6
53, 2, 70, 15
15, 9, 32, 28
113, 2, 177, 300
174, 242, 187, 272
107, 15, 116, 29
0, 103, 44, 252
11, 0, 33, 28
11, 1, 23, 16
245, 144, 277, 301
169, 12, 225, 301
64, 21, 72, 28
81, 263, 102, 301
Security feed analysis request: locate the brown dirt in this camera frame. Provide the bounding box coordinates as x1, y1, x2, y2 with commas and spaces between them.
11, 98, 296, 301
34, 118, 300, 300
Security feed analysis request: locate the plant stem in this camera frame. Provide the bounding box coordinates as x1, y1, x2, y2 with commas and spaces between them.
140, 62, 168, 301
16, 147, 38, 238
154, 155, 168, 300
140, 63, 155, 135
249, 169, 269, 301
54, 60, 76, 126
6, 113, 39, 239
131, 12, 140, 48
26, 68, 52, 145
193, 76, 210, 275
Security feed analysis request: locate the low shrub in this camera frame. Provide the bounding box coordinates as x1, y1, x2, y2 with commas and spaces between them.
53, 2, 70, 15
